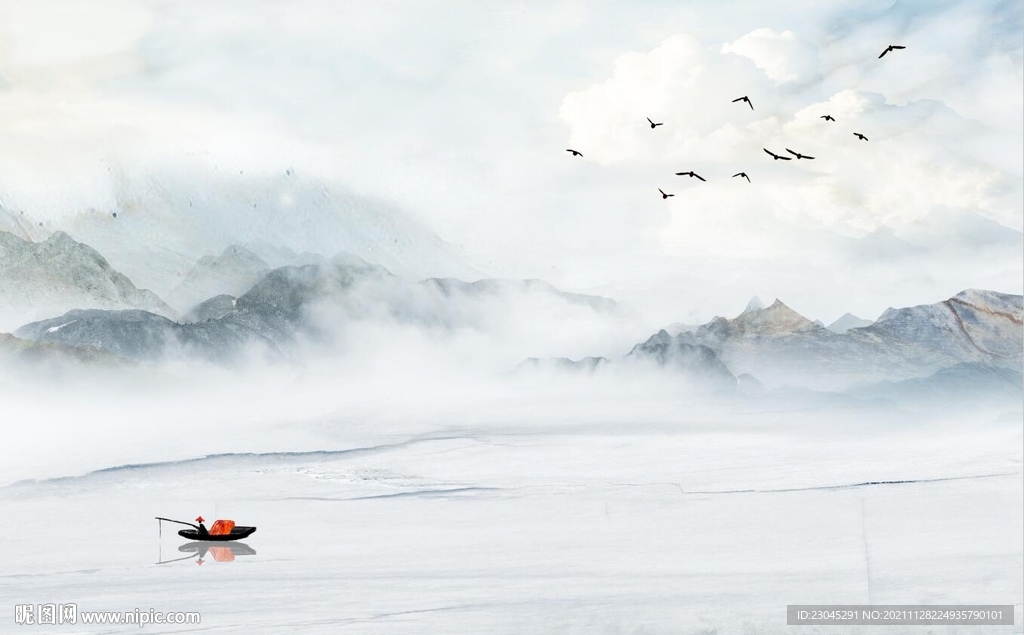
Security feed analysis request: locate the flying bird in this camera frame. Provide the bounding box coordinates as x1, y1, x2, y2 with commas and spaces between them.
647, 117, 664, 129
732, 95, 753, 110
853, 132, 868, 141
658, 188, 674, 199
675, 171, 706, 182
566, 149, 583, 157
732, 172, 750, 183
878, 45, 905, 59
820, 115, 835, 122
786, 148, 815, 160
763, 148, 792, 161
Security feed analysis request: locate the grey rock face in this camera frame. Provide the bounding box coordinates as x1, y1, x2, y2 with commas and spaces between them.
847, 289, 1023, 372
625, 330, 737, 389
15, 309, 179, 361
684, 290, 1023, 389
183, 295, 237, 323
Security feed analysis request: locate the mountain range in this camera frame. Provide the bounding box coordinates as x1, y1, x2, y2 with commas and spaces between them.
523, 290, 1023, 397
13, 252, 621, 363
2, 229, 1021, 405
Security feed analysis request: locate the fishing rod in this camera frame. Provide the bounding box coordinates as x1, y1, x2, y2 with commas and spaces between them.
155, 517, 200, 537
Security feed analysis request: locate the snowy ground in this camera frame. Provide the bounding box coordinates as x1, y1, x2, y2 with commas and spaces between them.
2, 399, 1021, 634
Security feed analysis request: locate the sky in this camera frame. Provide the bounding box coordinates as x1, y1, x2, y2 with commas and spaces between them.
0, 0, 1021, 324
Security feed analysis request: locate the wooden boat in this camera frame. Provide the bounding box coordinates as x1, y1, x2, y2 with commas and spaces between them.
176, 526, 257, 541
156, 517, 257, 542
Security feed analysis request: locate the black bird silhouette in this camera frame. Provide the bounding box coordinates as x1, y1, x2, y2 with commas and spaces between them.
878, 45, 905, 59
853, 132, 868, 141
763, 148, 792, 161
566, 149, 583, 157
732, 96, 753, 110
658, 188, 674, 199
675, 171, 706, 182
111, 212, 117, 218
732, 172, 750, 183
647, 117, 664, 129
786, 148, 815, 160
820, 115, 835, 122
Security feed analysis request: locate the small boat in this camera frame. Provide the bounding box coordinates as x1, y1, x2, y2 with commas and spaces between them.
177, 526, 257, 541
156, 516, 257, 542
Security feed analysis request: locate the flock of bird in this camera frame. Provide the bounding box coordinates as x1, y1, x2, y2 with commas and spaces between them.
565, 44, 905, 199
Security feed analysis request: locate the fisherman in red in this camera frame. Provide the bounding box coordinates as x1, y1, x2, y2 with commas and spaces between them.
195, 516, 210, 538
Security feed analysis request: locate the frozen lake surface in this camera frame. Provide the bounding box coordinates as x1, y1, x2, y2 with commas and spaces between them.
2, 407, 1021, 634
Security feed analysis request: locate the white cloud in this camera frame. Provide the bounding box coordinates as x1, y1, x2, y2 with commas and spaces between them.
721, 28, 819, 84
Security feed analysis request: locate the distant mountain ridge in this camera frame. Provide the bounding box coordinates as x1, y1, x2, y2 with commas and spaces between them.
518, 289, 1023, 395
14, 257, 621, 363
624, 330, 737, 389
3, 227, 1019, 398
686, 290, 1022, 389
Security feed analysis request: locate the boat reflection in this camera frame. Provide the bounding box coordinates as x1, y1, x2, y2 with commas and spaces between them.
157, 541, 257, 566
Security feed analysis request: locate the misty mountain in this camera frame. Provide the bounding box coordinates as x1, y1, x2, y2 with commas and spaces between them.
623, 330, 737, 389
851, 362, 1024, 407
0, 230, 175, 332
11, 257, 383, 361
516, 356, 609, 373
243, 240, 323, 269
898, 208, 1024, 254
422, 278, 617, 313
14, 308, 280, 362
14, 257, 620, 363
662, 322, 702, 336
168, 242, 331, 314
167, 245, 270, 313
827, 313, 873, 333
60, 170, 478, 298
681, 289, 1022, 390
